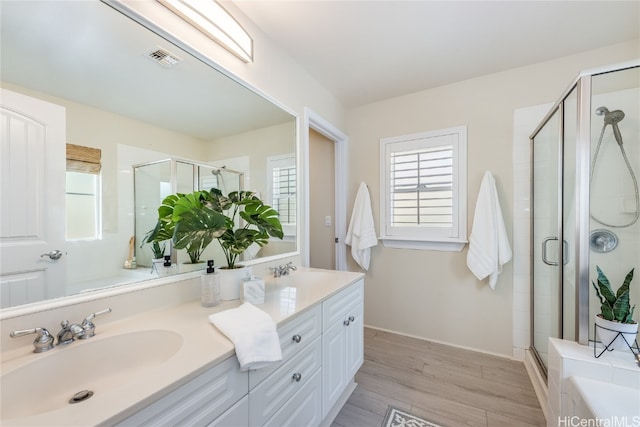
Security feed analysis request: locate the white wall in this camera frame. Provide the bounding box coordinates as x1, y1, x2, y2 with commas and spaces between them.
345, 40, 639, 357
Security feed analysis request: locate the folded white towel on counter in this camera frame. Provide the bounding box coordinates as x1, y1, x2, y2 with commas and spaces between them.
466, 171, 512, 290
208, 302, 282, 371
345, 182, 378, 271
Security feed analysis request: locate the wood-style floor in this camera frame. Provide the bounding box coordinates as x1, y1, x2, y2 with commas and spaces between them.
332, 328, 546, 427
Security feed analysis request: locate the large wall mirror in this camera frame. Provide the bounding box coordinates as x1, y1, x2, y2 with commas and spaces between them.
0, 1, 297, 309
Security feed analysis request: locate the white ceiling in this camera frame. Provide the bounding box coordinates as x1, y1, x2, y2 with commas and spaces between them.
231, 1, 640, 108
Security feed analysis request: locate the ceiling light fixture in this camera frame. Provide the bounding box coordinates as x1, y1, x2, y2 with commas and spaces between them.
158, 0, 253, 63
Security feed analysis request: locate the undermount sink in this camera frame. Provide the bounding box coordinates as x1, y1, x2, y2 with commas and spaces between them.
1, 329, 182, 421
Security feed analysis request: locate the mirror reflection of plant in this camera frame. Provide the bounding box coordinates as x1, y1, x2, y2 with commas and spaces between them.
144, 240, 166, 259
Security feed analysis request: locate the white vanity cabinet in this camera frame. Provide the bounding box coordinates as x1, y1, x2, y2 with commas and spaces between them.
112, 276, 364, 427
248, 305, 322, 426
115, 356, 248, 426
321, 279, 364, 418
249, 305, 322, 389
249, 337, 322, 425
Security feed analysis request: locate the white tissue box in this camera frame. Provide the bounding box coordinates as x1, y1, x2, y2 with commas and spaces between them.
242, 277, 265, 304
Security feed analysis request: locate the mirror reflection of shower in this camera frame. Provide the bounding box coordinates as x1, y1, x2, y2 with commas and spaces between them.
591, 106, 640, 228
209, 166, 228, 193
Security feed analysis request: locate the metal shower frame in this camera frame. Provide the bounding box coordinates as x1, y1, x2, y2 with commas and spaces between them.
528, 60, 640, 376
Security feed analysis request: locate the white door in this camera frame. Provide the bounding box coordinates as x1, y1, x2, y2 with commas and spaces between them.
0, 88, 66, 308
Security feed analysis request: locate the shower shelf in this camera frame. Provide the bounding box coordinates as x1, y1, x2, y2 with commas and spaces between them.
592, 322, 639, 359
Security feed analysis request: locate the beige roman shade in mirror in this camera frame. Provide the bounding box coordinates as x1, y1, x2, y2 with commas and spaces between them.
66, 143, 101, 174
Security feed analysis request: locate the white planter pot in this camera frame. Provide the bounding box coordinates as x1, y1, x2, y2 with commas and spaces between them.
152, 258, 165, 275
219, 266, 252, 300
179, 262, 206, 273
595, 315, 638, 351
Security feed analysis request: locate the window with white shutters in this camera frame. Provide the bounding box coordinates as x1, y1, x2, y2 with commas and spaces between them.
267, 153, 296, 238
380, 126, 467, 251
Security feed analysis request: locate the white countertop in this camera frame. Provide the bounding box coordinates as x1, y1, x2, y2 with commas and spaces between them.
0, 268, 364, 426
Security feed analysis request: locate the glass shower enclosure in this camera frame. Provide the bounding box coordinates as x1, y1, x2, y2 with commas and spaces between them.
530, 62, 640, 374
133, 159, 243, 270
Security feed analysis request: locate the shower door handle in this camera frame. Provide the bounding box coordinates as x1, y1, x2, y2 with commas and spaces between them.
541, 237, 569, 266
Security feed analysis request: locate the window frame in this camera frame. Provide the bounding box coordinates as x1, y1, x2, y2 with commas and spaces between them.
266, 153, 296, 239
65, 170, 102, 241
379, 126, 467, 251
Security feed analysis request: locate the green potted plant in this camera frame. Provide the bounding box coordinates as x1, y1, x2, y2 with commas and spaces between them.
145, 240, 166, 260
146, 188, 283, 298
592, 265, 637, 350
145, 190, 227, 265
202, 189, 284, 269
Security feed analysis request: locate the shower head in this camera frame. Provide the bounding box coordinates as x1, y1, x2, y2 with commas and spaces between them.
604, 110, 625, 125
595, 106, 625, 146
211, 165, 227, 176
595, 106, 625, 124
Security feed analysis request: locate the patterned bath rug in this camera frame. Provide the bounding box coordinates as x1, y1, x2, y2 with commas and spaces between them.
382, 406, 442, 427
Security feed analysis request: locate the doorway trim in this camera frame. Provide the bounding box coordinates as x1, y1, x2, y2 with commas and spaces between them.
302, 108, 348, 270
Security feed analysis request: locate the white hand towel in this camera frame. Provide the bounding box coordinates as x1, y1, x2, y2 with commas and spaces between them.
466, 171, 512, 290
345, 182, 378, 271
208, 302, 282, 371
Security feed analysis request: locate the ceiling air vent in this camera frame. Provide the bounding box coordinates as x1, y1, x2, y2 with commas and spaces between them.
146, 47, 182, 68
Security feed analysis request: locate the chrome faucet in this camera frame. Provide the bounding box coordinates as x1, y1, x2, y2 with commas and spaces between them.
9, 327, 55, 353
57, 320, 85, 345
57, 308, 111, 345
81, 308, 112, 338
270, 261, 297, 278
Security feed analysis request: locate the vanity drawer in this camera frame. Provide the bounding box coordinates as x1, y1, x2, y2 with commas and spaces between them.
249, 304, 321, 388
116, 356, 248, 427
262, 369, 322, 427
249, 336, 322, 426
322, 279, 364, 330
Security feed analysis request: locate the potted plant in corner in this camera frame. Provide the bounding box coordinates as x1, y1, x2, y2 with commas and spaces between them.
592, 265, 637, 351
175, 188, 284, 299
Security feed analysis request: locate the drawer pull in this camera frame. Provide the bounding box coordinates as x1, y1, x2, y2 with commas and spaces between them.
348, 315, 355, 322
292, 373, 302, 382
343, 319, 350, 326
292, 334, 302, 343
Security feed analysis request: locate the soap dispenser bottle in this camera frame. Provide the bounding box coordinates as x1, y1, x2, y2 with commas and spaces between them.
201, 260, 220, 307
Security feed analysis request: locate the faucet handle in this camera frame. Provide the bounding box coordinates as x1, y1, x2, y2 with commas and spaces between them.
10, 327, 54, 353
80, 308, 112, 339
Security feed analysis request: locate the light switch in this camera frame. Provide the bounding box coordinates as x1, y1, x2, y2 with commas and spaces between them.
325, 216, 332, 227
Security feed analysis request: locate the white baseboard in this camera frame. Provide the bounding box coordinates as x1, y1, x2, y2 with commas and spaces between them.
524, 349, 548, 422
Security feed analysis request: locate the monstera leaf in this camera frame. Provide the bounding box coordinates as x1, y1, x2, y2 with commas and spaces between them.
145, 191, 226, 263
146, 188, 284, 267
207, 189, 284, 268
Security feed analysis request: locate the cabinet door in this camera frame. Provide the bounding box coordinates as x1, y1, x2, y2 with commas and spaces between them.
345, 302, 364, 380
321, 321, 347, 418
263, 370, 322, 427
